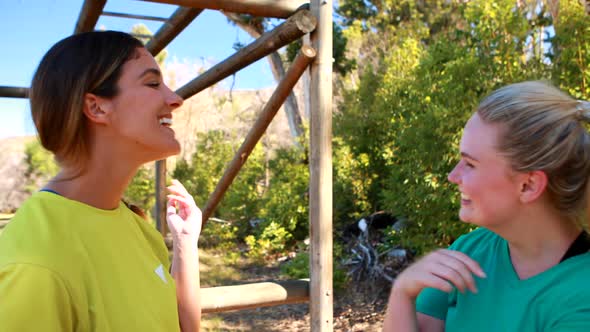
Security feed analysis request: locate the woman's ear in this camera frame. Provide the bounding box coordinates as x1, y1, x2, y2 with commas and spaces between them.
83, 93, 111, 125
519, 170, 548, 203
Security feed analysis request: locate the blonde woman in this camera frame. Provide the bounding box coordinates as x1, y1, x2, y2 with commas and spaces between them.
384, 81, 590, 331
0, 31, 201, 331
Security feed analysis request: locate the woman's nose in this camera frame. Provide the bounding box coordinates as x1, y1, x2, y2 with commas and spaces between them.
448, 163, 460, 184
166, 86, 183, 110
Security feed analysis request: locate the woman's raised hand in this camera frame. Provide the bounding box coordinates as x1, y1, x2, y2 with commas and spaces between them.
393, 249, 486, 299
166, 179, 202, 243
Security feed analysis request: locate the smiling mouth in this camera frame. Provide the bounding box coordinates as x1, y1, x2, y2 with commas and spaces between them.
159, 117, 173, 127
460, 193, 472, 205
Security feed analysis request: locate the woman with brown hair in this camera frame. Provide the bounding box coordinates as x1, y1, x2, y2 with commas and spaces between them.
383, 81, 590, 331
0, 31, 201, 331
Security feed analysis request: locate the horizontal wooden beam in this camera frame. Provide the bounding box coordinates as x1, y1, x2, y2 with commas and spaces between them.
138, 0, 309, 18
176, 9, 316, 100
0, 86, 29, 99
74, 0, 107, 34
202, 279, 309, 313
202, 46, 316, 225
145, 7, 204, 56
101, 11, 169, 22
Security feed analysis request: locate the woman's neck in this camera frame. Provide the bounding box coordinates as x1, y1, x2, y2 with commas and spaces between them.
495, 207, 580, 279
46, 160, 139, 210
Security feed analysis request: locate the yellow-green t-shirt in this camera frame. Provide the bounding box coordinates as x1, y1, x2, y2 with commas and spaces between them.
0, 192, 180, 332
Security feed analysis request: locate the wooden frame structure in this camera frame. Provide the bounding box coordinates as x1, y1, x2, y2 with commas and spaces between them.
1, 0, 332, 330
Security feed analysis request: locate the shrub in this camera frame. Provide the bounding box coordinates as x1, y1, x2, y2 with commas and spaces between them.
280, 252, 348, 291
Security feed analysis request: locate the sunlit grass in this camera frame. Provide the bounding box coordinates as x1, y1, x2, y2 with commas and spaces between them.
199, 249, 249, 287
201, 315, 251, 332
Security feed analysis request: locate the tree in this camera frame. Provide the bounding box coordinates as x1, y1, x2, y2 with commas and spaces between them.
23, 140, 58, 193
551, 0, 590, 97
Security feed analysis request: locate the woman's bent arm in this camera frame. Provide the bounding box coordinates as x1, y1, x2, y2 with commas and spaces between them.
172, 239, 201, 332
167, 180, 202, 332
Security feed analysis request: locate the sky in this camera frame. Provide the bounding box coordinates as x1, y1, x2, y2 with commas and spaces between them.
0, 0, 278, 139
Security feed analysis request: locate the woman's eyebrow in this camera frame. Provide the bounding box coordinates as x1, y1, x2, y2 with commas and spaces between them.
138, 68, 161, 79
460, 152, 479, 162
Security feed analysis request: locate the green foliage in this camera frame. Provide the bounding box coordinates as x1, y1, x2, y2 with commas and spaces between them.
244, 147, 309, 259
258, 148, 309, 238
123, 166, 155, 220
279, 252, 348, 290
245, 221, 293, 261
279, 252, 308, 278
173, 130, 310, 259
552, 0, 590, 99
199, 220, 240, 259
173, 130, 265, 228
332, 137, 375, 224
23, 140, 58, 192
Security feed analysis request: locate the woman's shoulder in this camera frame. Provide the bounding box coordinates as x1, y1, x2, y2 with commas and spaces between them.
444, 227, 504, 261
11, 191, 76, 222
5, 192, 77, 237
450, 227, 499, 250
0, 193, 86, 272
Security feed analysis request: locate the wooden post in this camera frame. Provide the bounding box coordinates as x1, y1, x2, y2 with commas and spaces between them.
74, 0, 106, 34
155, 160, 168, 236
0, 86, 29, 99
309, 0, 333, 330
201, 279, 309, 313
145, 7, 203, 56
202, 46, 316, 225
139, 0, 309, 19
176, 9, 316, 100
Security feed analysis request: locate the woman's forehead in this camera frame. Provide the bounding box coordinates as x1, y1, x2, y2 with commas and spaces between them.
120, 48, 159, 78
461, 113, 503, 157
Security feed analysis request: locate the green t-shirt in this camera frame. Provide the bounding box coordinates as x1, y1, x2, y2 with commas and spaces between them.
0, 192, 180, 332
416, 228, 590, 331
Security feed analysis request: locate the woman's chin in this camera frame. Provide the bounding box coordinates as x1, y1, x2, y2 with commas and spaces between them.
160, 146, 181, 159
143, 143, 181, 163
168, 142, 181, 156
458, 209, 472, 223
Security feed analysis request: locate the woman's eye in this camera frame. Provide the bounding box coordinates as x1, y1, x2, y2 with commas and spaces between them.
147, 82, 160, 88
465, 161, 474, 168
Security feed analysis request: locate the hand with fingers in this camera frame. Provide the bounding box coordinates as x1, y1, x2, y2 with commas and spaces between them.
166, 179, 202, 243
393, 249, 486, 300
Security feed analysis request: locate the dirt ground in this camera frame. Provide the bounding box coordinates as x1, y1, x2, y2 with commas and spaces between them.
199, 250, 390, 332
